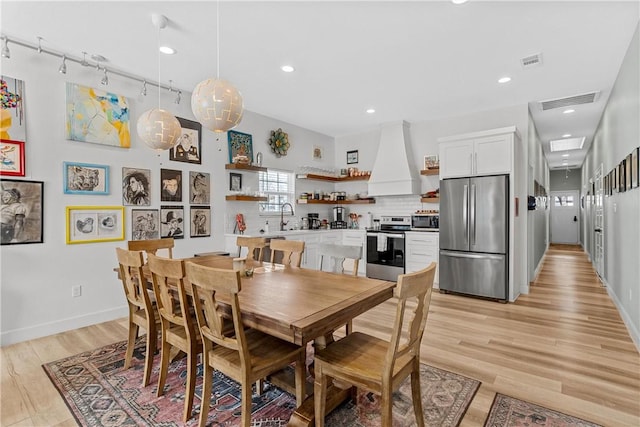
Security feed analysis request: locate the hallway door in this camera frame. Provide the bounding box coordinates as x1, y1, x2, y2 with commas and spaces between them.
550, 190, 580, 244
593, 165, 605, 279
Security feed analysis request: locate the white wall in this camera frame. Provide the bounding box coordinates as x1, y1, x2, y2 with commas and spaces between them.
0, 47, 334, 345
582, 24, 640, 347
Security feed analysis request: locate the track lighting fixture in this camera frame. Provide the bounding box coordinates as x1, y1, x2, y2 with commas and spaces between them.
1, 37, 9, 59
81, 51, 88, 66
36, 36, 43, 53
100, 68, 109, 85
141, 80, 147, 96
58, 55, 67, 74
175, 90, 181, 104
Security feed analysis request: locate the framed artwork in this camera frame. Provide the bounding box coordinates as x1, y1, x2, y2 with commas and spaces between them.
65, 83, 130, 148
189, 171, 210, 204
1, 76, 26, 142
612, 168, 617, 193
160, 168, 182, 202
424, 155, 439, 170
170, 117, 202, 164
66, 206, 124, 244
626, 152, 633, 191
632, 147, 639, 189
230, 172, 242, 191
63, 162, 109, 195
160, 206, 184, 239
190, 206, 211, 238
313, 145, 323, 161
131, 209, 159, 240
122, 167, 151, 206
0, 139, 25, 176
347, 150, 358, 164
0, 179, 43, 245
227, 130, 253, 164
618, 161, 626, 193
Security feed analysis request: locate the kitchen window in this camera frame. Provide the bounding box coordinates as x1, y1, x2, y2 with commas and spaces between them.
258, 169, 295, 214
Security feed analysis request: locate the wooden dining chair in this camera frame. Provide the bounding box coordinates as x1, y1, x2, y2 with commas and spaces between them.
115, 247, 160, 387
269, 239, 305, 267
147, 253, 202, 423
185, 261, 306, 427
236, 236, 267, 262
128, 237, 175, 260
317, 242, 363, 334
314, 262, 437, 427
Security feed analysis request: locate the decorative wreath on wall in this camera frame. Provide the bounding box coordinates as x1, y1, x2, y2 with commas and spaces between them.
268, 128, 290, 157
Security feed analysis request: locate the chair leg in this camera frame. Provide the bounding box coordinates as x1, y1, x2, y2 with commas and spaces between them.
156, 335, 170, 397
182, 350, 198, 422
313, 365, 328, 427
381, 386, 393, 427
255, 379, 263, 395
294, 350, 306, 406
124, 321, 138, 370
411, 360, 425, 427
198, 362, 213, 427
142, 322, 156, 387
241, 376, 253, 427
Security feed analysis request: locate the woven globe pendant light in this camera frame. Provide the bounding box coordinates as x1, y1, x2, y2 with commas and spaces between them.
136, 108, 182, 150
191, 78, 243, 133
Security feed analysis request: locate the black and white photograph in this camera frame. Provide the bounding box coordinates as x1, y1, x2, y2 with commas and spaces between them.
1, 179, 43, 245
170, 117, 202, 164
160, 206, 184, 239
122, 167, 151, 206
190, 206, 210, 237
230, 173, 242, 192
160, 168, 182, 202
346, 150, 358, 164
131, 209, 160, 240
189, 171, 210, 204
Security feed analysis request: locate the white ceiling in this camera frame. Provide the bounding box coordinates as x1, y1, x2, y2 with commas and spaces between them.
2, 1, 638, 170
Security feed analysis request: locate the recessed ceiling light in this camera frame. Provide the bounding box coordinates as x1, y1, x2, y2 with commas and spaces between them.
562, 154, 570, 157
549, 137, 585, 152
281, 65, 295, 73
498, 76, 511, 84
562, 133, 572, 138
451, 0, 469, 4
563, 109, 575, 114
366, 108, 376, 114
159, 46, 176, 55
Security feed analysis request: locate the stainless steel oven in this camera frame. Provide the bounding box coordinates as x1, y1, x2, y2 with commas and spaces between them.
366, 216, 410, 281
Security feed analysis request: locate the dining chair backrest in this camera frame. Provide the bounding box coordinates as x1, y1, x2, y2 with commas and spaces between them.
384, 262, 436, 375
185, 263, 248, 360
128, 238, 174, 260
269, 239, 305, 267
236, 236, 267, 262
116, 247, 152, 310
317, 243, 362, 275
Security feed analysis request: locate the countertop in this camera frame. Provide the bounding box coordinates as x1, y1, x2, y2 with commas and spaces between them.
224, 228, 367, 239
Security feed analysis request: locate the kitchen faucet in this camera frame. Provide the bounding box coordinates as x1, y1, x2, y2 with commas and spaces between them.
280, 202, 295, 231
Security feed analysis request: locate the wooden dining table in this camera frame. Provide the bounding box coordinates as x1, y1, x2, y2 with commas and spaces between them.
118, 254, 396, 426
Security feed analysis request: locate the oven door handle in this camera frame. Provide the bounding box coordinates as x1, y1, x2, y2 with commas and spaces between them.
367, 233, 405, 239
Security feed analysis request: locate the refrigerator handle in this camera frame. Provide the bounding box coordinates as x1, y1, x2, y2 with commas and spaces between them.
463, 184, 468, 244
470, 183, 476, 246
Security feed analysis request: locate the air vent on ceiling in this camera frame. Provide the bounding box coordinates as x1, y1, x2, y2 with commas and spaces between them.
539, 91, 600, 111
521, 53, 542, 68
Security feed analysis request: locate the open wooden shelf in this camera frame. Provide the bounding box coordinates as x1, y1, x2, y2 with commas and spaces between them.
225, 163, 268, 172
420, 197, 440, 203
225, 195, 268, 202
296, 173, 370, 182
297, 198, 375, 205
420, 168, 440, 176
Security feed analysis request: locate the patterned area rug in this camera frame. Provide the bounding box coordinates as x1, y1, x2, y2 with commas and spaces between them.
43, 338, 480, 426
484, 393, 603, 427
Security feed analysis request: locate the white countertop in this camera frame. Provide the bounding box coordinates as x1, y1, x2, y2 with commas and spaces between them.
225, 228, 366, 238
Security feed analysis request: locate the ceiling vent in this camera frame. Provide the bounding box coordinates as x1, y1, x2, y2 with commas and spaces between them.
521, 53, 542, 68
539, 91, 600, 111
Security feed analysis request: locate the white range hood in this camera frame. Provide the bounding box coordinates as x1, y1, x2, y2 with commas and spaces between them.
368, 121, 420, 197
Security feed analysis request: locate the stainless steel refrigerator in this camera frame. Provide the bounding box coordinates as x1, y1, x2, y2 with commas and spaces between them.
439, 175, 509, 300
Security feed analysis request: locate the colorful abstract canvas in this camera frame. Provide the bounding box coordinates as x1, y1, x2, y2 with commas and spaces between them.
65, 83, 130, 148
1, 76, 26, 142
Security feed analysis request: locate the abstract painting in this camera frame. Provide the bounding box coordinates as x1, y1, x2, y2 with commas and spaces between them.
0, 76, 26, 142
0, 139, 25, 176
1, 179, 43, 245
227, 130, 253, 164
65, 83, 130, 148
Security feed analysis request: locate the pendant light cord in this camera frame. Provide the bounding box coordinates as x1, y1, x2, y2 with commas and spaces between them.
216, 0, 220, 79
157, 24, 161, 111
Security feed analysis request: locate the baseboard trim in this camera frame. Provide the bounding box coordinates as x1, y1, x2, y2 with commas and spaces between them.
602, 278, 640, 353
0, 306, 128, 347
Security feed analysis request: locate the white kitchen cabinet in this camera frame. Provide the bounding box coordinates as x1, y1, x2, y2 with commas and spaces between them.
294, 234, 320, 269
439, 127, 515, 178
405, 232, 439, 286
342, 230, 366, 276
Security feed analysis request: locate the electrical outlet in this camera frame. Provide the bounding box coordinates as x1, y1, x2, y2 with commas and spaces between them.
72, 285, 82, 298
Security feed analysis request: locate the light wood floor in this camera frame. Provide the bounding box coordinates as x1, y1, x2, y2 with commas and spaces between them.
2, 245, 639, 426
